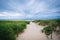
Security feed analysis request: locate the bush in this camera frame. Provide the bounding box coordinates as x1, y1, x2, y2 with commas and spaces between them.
0, 25, 16, 40
0, 21, 29, 39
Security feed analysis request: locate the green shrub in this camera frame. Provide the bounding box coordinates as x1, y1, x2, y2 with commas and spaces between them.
0, 21, 29, 38
0, 25, 16, 40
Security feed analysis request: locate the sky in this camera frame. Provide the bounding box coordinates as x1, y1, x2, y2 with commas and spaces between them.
0, 0, 60, 20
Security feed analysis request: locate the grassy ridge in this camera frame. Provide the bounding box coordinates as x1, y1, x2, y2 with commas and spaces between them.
33, 19, 60, 26
0, 20, 30, 40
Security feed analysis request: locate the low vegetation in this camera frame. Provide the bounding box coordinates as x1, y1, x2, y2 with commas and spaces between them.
33, 19, 60, 39
0, 20, 30, 40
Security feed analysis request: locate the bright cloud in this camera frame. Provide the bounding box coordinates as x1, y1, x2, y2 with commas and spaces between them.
0, 12, 24, 17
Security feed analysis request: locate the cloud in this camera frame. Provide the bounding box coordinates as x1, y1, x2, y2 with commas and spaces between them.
7, 0, 60, 14
0, 12, 26, 20
7, 0, 48, 13
0, 12, 24, 16
0, 0, 60, 20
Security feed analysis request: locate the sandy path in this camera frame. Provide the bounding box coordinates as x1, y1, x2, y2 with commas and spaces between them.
16, 22, 47, 40
16, 22, 60, 40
